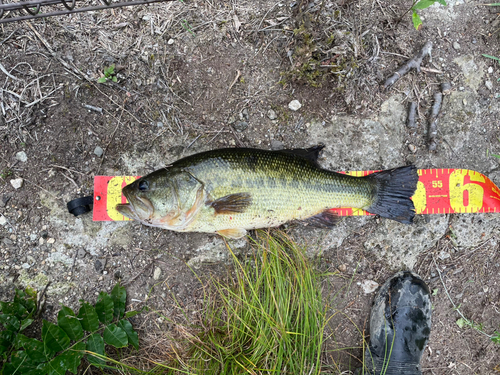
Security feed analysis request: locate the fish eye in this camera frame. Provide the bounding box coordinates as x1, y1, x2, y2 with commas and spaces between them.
138, 180, 149, 191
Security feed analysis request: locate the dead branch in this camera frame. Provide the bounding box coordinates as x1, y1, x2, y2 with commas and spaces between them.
428, 92, 442, 151
384, 41, 433, 90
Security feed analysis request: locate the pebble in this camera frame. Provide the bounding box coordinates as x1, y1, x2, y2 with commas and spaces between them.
167, 38, 175, 45
21, 263, 31, 269
438, 250, 450, 260
15, 151, 27, 162
47, 238, 55, 244
156, 122, 164, 128
288, 100, 302, 111
94, 259, 104, 273
408, 144, 417, 153
338, 264, 347, 272
0, 215, 7, 226
267, 109, 277, 120
452, 41, 461, 50
30, 234, 37, 241
361, 280, 379, 294
77, 249, 87, 259
485, 81, 493, 90
94, 146, 104, 158
39, 238, 44, 245
10, 178, 23, 189
488, 66, 494, 74
233, 121, 248, 132
270, 140, 284, 150
153, 267, 162, 280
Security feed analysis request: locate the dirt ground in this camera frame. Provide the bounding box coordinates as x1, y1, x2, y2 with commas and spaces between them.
1, 0, 500, 373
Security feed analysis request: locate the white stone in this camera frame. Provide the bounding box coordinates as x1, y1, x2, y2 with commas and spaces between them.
47, 238, 55, 244
288, 100, 302, 111
10, 178, 23, 189
15, 151, 27, 162
488, 66, 494, 74
361, 280, 379, 294
153, 267, 162, 280
485, 80, 493, 90
0, 215, 7, 226
167, 38, 175, 45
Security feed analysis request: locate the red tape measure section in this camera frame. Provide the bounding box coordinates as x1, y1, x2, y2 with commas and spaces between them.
93, 169, 500, 221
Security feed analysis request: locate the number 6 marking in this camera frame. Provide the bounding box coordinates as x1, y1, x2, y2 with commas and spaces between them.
449, 170, 485, 213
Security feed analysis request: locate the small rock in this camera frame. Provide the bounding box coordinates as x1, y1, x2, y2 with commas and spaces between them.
270, 140, 284, 150
233, 121, 248, 132
156, 122, 164, 128
30, 234, 37, 241
26, 255, 35, 265
488, 66, 494, 74
459, 86, 464, 91
485, 80, 493, 91
15, 151, 27, 162
240, 108, 249, 121
338, 264, 347, 272
361, 280, 379, 294
153, 267, 162, 280
0, 215, 7, 226
167, 38, 175, 45
47, 238, 55, 244
288, 99, 302, 111
94, 259, 104, 273
2, 238, 13, 246
77, 249, 87, 259
39, 238, 44, 245
452, 41, 461, 50
438, 250, 450, 260
10, 178, 23, 189
21, 263, 31, 269
267, 109, 277, 120
40, 230, 48, 239
94, 146, 104, 158
408, 144, 417, 153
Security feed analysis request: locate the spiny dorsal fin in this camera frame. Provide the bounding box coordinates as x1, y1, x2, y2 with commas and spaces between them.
208, 193, 252, 214
277, 144, 324, 164
218, 228, 247, 239
302, 209, 338, 228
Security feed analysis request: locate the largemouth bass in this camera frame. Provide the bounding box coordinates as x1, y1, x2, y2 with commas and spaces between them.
117, 146, 418, 239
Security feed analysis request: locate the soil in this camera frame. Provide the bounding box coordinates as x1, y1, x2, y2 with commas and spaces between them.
1, 0, 500, 373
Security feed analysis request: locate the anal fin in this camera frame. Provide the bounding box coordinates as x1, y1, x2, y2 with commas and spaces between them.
302, 210, 338, 228
217, 228, 247, 239
209, 193, 252, 214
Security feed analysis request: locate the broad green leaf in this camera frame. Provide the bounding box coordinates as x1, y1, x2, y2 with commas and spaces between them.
110, 284, 126, 319
412, 11, 423, 30
0, 302, 27, 320
125, 310, 141, 318
412, 0, 436, 10
20, 318, 34, 332
0, 314, 20, 331
45, 342, 85, 375
435, 0, 446, 5
117, 319, 139, 350
97, 77, 107, 83
103, 324, 128, 348
42, 320, 70, 358
0, 330, 16, 354
95, 292, 114, 324
57, 306, 84, 341
4, 350, 45, 375
112, 76, 118, 82
77, 301, 99, 332
14, 289, 37, 315
86, 333, 105, 367
15, 334, 47, 363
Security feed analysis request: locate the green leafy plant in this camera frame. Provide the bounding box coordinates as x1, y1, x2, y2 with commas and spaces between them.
408, 0, 447, 30
456, 318, 500, 345
0, 284, 140, 374
97, 64, 117, 83
0, 168, 13, 181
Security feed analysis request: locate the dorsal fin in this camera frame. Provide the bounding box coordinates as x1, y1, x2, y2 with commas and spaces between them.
277, 144, 324, 164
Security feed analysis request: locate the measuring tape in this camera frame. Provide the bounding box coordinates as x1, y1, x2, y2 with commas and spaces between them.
92, 169, 500, 221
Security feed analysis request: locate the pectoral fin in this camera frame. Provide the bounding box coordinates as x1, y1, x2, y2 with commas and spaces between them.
209, 193, 252, 214
217, 228, 247, 239
302, 210, 338, 228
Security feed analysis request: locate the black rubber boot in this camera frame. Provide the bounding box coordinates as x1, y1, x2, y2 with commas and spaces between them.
363, 271, 432, 375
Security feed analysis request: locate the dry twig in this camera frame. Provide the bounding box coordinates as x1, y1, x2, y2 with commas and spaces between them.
384, 41, 433, 89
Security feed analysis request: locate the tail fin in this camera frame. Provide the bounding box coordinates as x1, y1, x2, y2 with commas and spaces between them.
365, 165, 419, 224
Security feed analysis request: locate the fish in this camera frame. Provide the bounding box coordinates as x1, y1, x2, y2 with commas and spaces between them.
116, 146, 419, 239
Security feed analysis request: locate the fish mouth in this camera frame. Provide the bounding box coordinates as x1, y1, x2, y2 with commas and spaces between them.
116, 192, 155, 222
